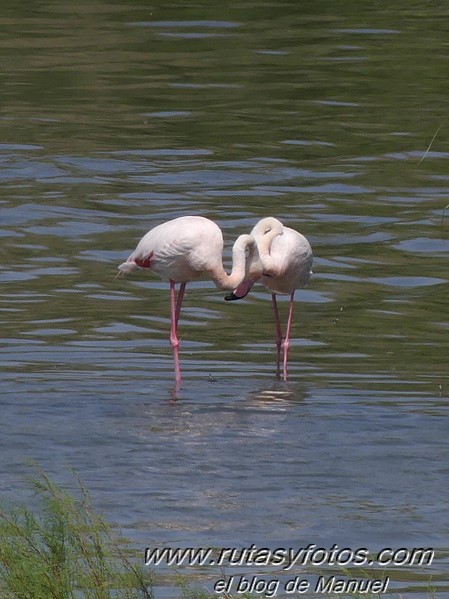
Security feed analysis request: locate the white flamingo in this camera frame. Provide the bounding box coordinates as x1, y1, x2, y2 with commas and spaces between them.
226, 217, 313, 380
117, 215, 270, 386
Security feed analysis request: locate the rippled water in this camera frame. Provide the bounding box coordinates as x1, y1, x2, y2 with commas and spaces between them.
1, 1, 448, 597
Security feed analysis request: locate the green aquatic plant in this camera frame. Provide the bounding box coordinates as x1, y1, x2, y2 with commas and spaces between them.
418, 119, 446, 165
442, 203, 449, 235
0, 470, 153, 599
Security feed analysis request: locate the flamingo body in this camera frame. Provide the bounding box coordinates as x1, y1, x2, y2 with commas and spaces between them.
257, 225, 312, 295
118, 216, 226, 283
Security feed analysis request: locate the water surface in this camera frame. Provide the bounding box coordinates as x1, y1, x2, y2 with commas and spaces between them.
1, 1, 448, 596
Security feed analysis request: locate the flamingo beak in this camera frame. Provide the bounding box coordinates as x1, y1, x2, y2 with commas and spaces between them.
224, 278, 257, 301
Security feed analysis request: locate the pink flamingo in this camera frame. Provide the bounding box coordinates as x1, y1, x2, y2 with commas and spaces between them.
117, 215, 267, 386
226, 217, 313, 381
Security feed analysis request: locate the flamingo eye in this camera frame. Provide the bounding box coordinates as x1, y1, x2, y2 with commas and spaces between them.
263, 226, 272, 234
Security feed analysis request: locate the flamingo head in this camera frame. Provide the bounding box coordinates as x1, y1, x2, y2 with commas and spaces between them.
250, 217, 284, 246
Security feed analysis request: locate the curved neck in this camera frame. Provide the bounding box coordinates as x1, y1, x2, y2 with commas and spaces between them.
256, 226, 283, 273
210, 234, 262, 290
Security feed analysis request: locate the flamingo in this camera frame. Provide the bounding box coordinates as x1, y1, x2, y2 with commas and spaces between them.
117, 215, 268, 386
226, 217, 313, 381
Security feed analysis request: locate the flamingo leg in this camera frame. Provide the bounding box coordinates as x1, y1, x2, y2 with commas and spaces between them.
175, 282, 186, 329
271, 294, 282, 379
169, 280, 181, 386
282, 291, 295, 381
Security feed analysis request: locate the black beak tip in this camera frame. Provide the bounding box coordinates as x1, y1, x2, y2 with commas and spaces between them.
224, 292, 240, 301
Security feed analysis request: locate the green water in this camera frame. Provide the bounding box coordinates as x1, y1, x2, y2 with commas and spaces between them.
1, 1, 448, 596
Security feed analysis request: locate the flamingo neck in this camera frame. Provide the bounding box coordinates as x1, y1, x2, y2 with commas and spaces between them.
210, 234, 262, 290
255, 224, 284, 274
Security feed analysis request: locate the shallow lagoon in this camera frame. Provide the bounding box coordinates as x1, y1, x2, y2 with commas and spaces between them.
1, 1, 448, 596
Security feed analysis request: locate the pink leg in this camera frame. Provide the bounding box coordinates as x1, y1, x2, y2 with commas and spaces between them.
272, 294, 282, 379
282, 291, 295, 381
169, 280, 182, 386
175, 282, 186, 329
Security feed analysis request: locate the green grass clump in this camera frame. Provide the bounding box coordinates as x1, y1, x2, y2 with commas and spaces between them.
0, 470, 153, 599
